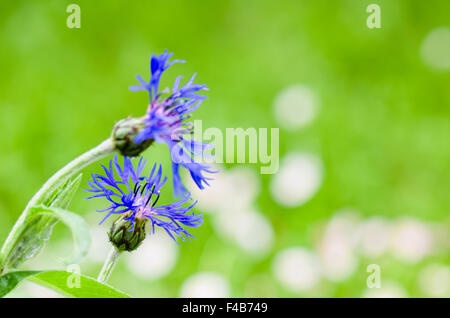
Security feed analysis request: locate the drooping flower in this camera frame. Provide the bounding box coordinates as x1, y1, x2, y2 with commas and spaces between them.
84, 155, 202, 248
129, 50, 217, 198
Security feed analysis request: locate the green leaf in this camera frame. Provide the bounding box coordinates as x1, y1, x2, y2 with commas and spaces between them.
4, 213, 59, 269
0, 174, 88, 271
28, 206, 91, 265
0, 270, 131, 298
0, 271, 41, 297
45, 173, 83, 209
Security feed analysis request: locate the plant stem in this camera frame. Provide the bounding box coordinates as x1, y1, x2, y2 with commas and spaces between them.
27, 138, 115, 209
97, 247, 121, 283
0, 139, 115, 274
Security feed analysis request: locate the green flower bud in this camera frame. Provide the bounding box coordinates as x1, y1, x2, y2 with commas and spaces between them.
112, 117, 153, 157
108, 212, 147, 252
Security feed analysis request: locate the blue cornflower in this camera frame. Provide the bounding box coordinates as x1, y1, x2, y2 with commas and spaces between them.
129, 50, 217, 198
129, 50, 185, 102
84, 155, 202, 244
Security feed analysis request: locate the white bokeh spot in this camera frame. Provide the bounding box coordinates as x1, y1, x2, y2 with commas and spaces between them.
389, 218, 433, 263
274, 84, 319, 130
418, 263, 450, 297
270, 152, 323, 207
362, 280, 408, 298
125, 231, 178, 280
180, 272, 230, 298
355, 217, 391, 258
420, 27, 450, 71
272, 247, 322, 293
214, 209, 274, 256
188, 166, 260, 214
317, 210, 360, 282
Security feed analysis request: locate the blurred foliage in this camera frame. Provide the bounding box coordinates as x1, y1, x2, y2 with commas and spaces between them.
0, 0, 448, 297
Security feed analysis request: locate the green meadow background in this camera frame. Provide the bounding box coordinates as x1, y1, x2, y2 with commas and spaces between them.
0, 0, 448, 297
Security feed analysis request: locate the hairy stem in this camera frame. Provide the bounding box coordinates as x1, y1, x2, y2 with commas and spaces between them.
0, 139, 115, 274
97, 247, 121, 283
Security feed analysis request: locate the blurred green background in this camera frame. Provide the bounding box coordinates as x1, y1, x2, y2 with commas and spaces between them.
0, 0, 449, 297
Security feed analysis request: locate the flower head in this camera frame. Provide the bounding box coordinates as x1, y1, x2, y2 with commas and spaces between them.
129, 50, 217, 198
84, 155, 202, 246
